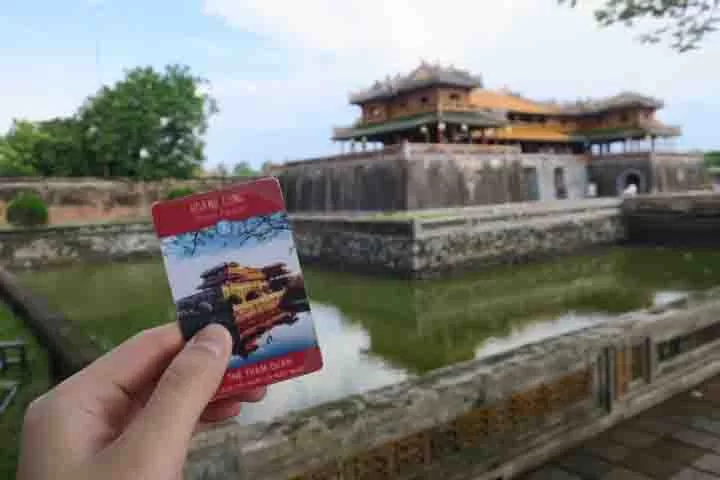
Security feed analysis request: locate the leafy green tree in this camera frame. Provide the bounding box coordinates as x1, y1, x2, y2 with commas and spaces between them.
705, 151, 720, 167
0, 119, 86, 177
0, 122, 38, 176
6, 192, 49, 227
165, 187, 196, 200
2, 121, 42, 172
561, 0, 719, 52
79, 64, 218, 179
232, 161, 258, 177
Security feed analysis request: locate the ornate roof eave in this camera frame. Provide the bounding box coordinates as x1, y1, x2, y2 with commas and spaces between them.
349, 63, 483, 105
577, 123, 681, 142
332, 110, 506, 141
552, 92, 664, 116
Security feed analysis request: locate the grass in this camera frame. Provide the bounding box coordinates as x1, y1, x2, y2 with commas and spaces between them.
0, 302, 50, 479
0, 215, 152, 232
366, 210, 460, 221
19, 261, 173, 351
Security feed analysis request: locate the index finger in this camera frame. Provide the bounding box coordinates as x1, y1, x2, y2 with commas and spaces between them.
58, 324, 184, 400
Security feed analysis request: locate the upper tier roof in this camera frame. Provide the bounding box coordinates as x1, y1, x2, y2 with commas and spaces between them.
471, 89, 664, 116
556, 92, 664, 115
470, 90, 560, 114
350, 62, 483, 104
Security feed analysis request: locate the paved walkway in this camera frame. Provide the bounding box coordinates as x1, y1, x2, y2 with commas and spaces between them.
519, 375, 720, 480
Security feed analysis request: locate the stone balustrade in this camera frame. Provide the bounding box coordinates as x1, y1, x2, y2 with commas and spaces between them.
184, 289, 720, 480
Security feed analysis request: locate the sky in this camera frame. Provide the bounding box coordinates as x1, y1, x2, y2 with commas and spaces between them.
2, 0, 720, 170
160, 227, 298, 299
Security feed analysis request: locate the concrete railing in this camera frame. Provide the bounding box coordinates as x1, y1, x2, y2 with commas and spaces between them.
0, 268, 101, 381
184, 289, 720, 480
410, 197, 620, 234
406, 143, 521, 155
623, 192, 720, 246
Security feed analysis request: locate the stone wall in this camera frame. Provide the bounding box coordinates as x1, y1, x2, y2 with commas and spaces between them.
0, 223, 159, 269
587, 154, 653, 196
279, 147, 708, 213
623, 191, 720, 246
279, 146, 409, 212
294, 198, 623, 278
0, 177, 242, 224
278, 143, 589, 212
405, 145, 588, 208
412, 207, 622, 276
651, 152, 709, 192
4, 193, 718, 277
587, 152, 707, 196
184, 288, 720, 480
0, 198, 623, 276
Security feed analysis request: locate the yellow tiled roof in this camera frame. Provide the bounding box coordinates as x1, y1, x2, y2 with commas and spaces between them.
474, 124, 572, 142
470, 90, 559, 114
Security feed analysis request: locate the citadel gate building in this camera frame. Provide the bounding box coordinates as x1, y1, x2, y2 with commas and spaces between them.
276, 63, 706, 212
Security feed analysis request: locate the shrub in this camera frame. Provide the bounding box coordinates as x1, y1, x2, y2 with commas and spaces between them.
6, 192, 49, 227
165, 187, 195, 200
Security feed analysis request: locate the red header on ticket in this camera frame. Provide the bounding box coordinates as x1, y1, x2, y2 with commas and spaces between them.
151, 177, 285, 238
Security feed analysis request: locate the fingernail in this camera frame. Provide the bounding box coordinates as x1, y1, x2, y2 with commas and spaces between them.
188, 324, 230, 358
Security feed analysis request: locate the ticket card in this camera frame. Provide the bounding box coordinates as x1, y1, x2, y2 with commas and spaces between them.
151, 178, 323, 402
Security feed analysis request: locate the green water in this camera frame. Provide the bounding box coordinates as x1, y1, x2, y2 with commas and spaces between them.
17, 247, 720, 424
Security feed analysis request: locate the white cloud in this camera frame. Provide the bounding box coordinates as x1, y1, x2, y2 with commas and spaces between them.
203, 0, 720, 96
201, 0, 720, 157
3, 1, 719, 167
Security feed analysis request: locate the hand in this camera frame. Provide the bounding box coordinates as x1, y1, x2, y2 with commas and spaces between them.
17, 323, 265, 480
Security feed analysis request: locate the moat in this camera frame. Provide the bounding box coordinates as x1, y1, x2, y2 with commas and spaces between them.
18, 246, 720, 425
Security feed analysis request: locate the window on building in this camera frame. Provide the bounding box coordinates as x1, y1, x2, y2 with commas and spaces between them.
449, 93, 460, 102
420, 96, 429, 104
620, 113, 629, 122
554, 167, 568, 199
523, 167, 540, 201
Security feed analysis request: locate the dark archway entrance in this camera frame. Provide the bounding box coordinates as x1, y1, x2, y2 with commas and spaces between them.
616, 169, 647, 195
623, 173, 641, 189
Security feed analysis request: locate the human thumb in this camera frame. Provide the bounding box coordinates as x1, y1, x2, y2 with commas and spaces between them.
115, 324, 231, 466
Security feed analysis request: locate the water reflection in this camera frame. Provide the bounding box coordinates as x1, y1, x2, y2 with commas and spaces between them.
653, 290, 689, 308
474, 312, 613, 360
17, 247, 720, 424
237, 303, 407, 425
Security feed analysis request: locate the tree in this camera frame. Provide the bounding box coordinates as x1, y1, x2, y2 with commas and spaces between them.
0, 121, 39, 176
232, 161, 258, 177
705, 151, 720, 167
79, 64, 218, 179
0, 118, 87, 177
162, 212, 291, 257
561, 0, 720, 52
214, 162, 229, 177
32, 118, 87, 176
